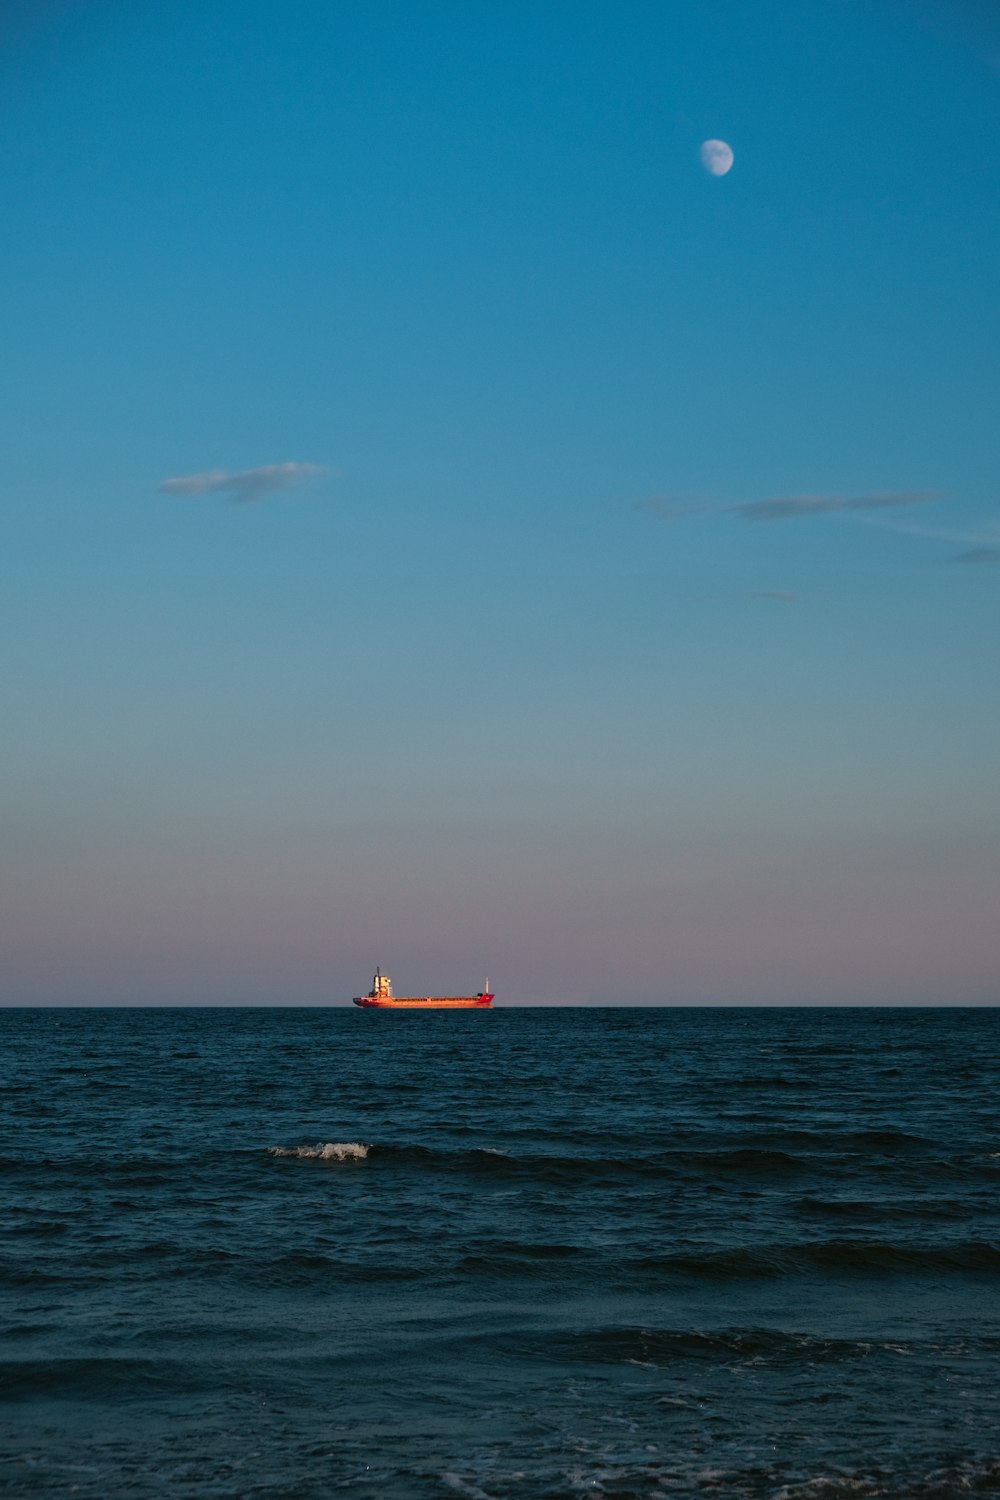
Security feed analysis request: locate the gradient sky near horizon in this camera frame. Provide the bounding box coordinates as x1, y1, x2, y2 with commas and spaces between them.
2, 0, 998, 1004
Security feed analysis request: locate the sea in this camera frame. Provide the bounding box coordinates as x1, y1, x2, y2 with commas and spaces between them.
2, 1005, 1000, 1499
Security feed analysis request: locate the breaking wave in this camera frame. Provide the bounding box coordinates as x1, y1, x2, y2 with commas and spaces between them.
267, 1142, 369, 1161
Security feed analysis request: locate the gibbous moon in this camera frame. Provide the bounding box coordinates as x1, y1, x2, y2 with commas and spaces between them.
700, 139, 734, 177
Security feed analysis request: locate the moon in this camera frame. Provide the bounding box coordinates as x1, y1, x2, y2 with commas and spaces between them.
700, 139, 734, 177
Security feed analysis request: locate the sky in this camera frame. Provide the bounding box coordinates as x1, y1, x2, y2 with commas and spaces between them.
1, 0, 998, 1005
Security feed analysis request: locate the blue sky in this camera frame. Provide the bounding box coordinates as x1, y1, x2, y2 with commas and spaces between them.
2, 0, 998, 1003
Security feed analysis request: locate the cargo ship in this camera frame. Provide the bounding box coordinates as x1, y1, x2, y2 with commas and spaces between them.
353, 968, 494, 1008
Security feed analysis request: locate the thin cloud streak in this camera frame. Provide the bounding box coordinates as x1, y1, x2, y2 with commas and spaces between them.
750, 590, 798, 603
735, 491, 941, 522
159, 462, 327, 502
634, 486, 1000, 580
634, 490, 942, 525
631, 494, 712, 521
867, 516, 1000, 547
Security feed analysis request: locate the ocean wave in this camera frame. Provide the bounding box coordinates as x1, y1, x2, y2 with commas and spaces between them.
538, 1325, 893, 1368
446, 1237, 1000, 1286
456, 1241, 585, 1276
264, 1140, 677, 1181
249, 1253, 423, 1286
793, 1195, 970, 1223
260, 1137, 980, 1188
263, 1139, 821, 1184
671, 1147, 809, 1176
846, 1129, 930, 1149
526, 1323, 1000, 1371
767, 1460, 1000, 1499
267, 1142, 369, 1161
728, 1074, 804, 1088
631, 1238, 1000, 1279
0, 1356, 214, 1400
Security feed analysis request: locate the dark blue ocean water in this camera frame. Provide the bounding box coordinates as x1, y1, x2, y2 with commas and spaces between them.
2, 1006, 1000, 1499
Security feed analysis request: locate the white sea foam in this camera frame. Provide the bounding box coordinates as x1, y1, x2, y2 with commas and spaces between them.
440, 1473, 497, 1500
267, 1142, 369, 1161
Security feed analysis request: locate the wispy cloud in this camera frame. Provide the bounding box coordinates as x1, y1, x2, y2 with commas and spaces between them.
734, 491, 941, 523
159, 462, 327, 502
749, 590, 798, 603
633, 490, 942, 526
633, 482, 1000, 577
858, 515, 1000, 549
631, 494, 712, 521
